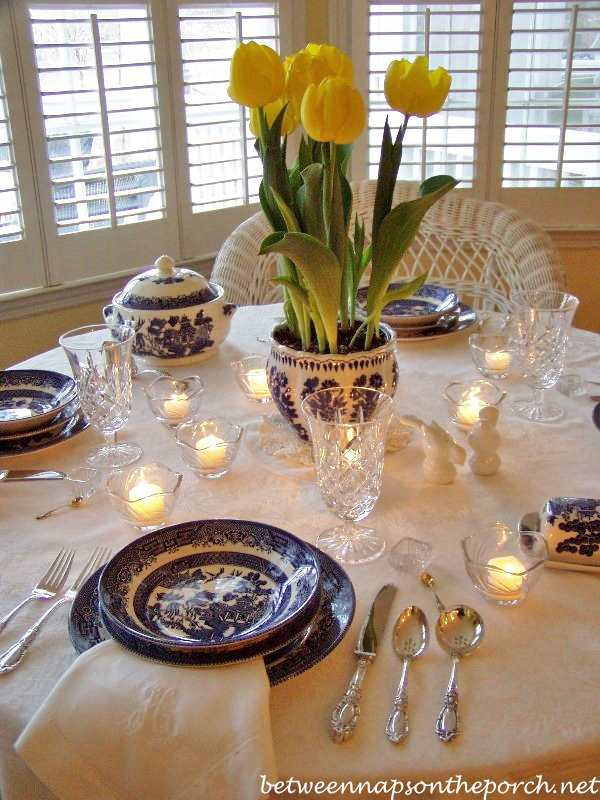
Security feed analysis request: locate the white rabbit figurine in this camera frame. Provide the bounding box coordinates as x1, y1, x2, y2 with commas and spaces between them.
401, 415, 466, 484
468, 405, 501, 475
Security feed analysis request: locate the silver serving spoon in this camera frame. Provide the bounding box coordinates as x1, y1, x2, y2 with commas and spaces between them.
385, 605, 429, 743
421, 572, 485, 742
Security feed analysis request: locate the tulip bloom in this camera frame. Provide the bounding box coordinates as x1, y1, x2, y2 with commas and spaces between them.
301, 76, 365, 144
249, 98, 297, 138
384, 56, 451, 118
285, 43, 354, 121
227, 41, 285, 108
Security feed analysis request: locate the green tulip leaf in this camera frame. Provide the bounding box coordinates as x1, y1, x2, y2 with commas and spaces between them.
366, 175, 458, 316
260, 231, 342, 353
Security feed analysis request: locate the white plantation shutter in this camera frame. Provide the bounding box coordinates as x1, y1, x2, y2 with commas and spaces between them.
0, 58, 24, 245
30, 6, 166, 234
0, 0, 303, 302
367, 1, 482, 187
178, 5, 280, 213
344, 0, 600, 229
505, 0, 600, 188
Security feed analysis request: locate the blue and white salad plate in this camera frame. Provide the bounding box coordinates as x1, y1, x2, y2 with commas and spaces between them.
0, 409, 88, 457
0, 369, 77, 434
69, 544, 355, 684
357, 283, 458, 328
98, 519, 322, 654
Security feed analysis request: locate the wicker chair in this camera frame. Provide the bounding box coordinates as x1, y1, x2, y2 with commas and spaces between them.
211, 179, 567, 311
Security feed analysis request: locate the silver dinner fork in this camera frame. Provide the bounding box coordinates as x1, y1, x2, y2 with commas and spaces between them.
0, 547, 111, 674
0, 548, 75, 635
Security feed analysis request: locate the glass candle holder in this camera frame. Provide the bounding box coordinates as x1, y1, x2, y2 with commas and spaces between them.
143, 375, 205, 427
462, 522, 548, 605
231, 355, 272, 403
443, 379, 506, 431
175, 417, 243, 478
106, 461, 182, 532
469, 333, 515, 379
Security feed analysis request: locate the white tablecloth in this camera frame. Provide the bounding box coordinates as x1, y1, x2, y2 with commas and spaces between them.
1, 304, 599, 799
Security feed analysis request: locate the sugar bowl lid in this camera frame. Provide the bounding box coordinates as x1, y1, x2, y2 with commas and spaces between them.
117, 255, 217, 310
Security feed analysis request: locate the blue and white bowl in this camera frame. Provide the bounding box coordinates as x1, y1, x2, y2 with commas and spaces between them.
98, 518, 322, 654
103, 255, 236, 366
0, 369, 77, 435
357, 283, 458, 328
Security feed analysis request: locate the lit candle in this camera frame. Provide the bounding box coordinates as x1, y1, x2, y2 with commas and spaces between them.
128, 480, 165, 524
163, 392, 191, 423
195, 434, 227, 470
457, 391, 486, 428
244, 368, 271, 401
484, 349, 512, 373
487, 556, 525, 594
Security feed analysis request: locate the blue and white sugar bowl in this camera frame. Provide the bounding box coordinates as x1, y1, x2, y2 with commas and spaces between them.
103, 255, 236, 366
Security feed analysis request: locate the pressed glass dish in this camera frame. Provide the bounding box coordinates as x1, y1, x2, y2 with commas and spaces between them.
462, 523, 548, 605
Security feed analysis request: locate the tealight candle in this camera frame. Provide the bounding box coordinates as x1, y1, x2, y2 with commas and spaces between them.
195, 434, 226, 469
163, 392, 191, 423
245, 368, 271, 401
484, 349, 512, 374
128, 480, 166, 524
457, 392, 487, 428
487, 555, 525, 594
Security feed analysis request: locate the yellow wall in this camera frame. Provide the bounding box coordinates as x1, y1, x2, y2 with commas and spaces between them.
0, 2, 597, 368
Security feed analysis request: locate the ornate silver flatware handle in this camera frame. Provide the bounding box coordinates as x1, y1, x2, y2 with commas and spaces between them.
436, 656, 460, 742
385, 659, 409, 744
0, 596, 37, 635
330, 655, 372, 742
0, 596, 69, 674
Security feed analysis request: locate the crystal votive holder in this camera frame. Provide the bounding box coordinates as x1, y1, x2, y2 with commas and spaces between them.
175, 417, 243, 479
469, 333, 515, 379
462, 522, 548, 605
443, 379, 506, 431
143, 375, 205, 427
231, 355, 272, 403
106, 461, 182, 532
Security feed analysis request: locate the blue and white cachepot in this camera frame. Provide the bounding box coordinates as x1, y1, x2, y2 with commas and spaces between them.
103, 255, 236, 366
266, 322, 398, 441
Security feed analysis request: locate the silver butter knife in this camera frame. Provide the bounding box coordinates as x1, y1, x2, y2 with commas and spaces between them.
0, 469, 66, 481
330, 583, 397, 742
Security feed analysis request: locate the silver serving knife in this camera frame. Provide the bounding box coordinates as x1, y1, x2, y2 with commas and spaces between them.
330, 583, 397, 742
0, 469, 66, 482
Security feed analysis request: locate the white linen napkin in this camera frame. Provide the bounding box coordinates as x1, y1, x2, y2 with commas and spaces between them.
16, 640, 277, 800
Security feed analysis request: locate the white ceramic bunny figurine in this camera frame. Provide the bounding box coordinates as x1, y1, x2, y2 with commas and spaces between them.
468, 405, 501, 475
401, 415, 466, 484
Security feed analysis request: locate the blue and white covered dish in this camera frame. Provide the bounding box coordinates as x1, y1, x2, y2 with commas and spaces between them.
104, 255, 236, 366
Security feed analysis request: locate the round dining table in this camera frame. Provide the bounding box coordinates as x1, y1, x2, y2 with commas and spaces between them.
0, 303, 599, 800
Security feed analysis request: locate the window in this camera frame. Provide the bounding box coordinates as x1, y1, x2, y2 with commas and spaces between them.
0, 0, 303, 302
342, 0, 600, 229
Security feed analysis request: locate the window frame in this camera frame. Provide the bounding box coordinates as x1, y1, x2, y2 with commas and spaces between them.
336, 0, 600, 232
0, 0, 305, 315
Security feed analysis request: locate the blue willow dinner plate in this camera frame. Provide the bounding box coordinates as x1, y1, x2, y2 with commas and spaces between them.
98, 519, 321, 654
0, 410, 88, 457
0, 369, 77, 435
69, 545, 355, 685
356, 283, 458, 327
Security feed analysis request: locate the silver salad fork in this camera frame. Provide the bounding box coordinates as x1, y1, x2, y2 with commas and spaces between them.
0, 548, 75, 635
0, 547, 111, 674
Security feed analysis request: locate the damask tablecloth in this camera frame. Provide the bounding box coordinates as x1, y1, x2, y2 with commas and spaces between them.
0, 304, 599, 799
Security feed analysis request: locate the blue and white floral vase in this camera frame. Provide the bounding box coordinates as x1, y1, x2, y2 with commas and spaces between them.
266, 322, 398, 441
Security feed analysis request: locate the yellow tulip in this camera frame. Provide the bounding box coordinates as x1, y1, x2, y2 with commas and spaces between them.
384, 56, 451, 118
249, 98, 298, 138
227, 41, 285, 108
285, 43, 354, 121
301, 77, 365, 145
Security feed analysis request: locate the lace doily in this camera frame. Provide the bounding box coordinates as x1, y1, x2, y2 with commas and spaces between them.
256, 411, 413, 466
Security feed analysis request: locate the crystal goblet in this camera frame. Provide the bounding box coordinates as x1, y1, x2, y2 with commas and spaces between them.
59, 324, 142, 468
301, 386, 394, 565
510, 290, 579, 423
